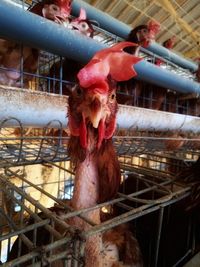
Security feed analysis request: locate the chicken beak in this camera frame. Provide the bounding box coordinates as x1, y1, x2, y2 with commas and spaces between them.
89, 96, 104, 128
90, 108, 103, 129
78, 93, 110, 149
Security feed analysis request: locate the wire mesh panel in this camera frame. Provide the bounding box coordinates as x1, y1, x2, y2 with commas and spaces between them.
0, 160, 197, 266
1, 1, 200, 266
0, 127, 200, 266
0, 119, 69, 168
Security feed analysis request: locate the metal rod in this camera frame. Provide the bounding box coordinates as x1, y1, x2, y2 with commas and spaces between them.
154, 206, 164, 267
0, 175, 79, 236
172, 249, 192, 267
6, 169, 96, 226
61, 179, 189, 221
0, 208, 34, 250
2, 236, 72, 267
0, 184, 63, 240
1, 87, 200, 133
0, 219, 50, 242
85, 190, 190, 237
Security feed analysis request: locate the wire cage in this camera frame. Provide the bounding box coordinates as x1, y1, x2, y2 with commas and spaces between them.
0, 123, 200, 266
1, 1, 200, 266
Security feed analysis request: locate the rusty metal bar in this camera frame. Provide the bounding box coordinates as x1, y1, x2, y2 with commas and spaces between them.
0, 219, 50, 242
85, 189, 190, 237
154, 206, 164, 267
0, 184, 63, 240
2, 236, 73, 267
5, 168, 96, 227
0, 208, 34, 250
0, 175, 80, 236
61, 178, 188, 221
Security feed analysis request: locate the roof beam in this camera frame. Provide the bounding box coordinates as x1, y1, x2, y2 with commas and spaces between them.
155, 0, 200, 45
131, 0, 156, 26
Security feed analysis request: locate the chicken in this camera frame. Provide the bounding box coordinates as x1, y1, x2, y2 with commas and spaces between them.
162, 35, 176, 50
49, 8, 94, 95
118, 21, 161, 108
29, 0, 72, 26
69, 8, 94, 37
0, 0, 72, 88
155, 36, 176, 66
67, 42, 142, 266
6, 42, 143, 266
127, 20, 160, 49
143, 20, 161, 48
164, 132, 186, 151
102, 223, 143, 266
126, 26, 178, 111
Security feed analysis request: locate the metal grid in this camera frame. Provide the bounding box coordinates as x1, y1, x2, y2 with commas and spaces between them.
1, 117, 200, 168
0, 155, 196, 266
0, 119, 199, 265
0, 1, 199, 266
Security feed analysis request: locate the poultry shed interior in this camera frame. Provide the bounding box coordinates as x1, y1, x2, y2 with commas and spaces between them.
0, 0, 200, 266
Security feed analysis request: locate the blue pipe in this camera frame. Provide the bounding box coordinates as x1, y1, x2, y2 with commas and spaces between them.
72, 0, 198, 72
135, 61, 200, 94
147, 42, 198, 72
0, 0, 105, 63
0, 0, 200, 95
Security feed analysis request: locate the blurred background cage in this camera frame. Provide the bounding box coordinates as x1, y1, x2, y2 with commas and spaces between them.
0, 0, 200, 266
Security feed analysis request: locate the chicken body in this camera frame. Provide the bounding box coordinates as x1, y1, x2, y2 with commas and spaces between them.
0, 41, 38, 87
7, 42, 143, 266
66, 42, 143, 266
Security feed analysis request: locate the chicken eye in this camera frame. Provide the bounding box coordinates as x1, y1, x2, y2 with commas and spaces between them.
142, 29, 148, 34
76, 87, 83, 96
51, 4, 59, 12
109, 92, 116, 102
80, 22, 89, 30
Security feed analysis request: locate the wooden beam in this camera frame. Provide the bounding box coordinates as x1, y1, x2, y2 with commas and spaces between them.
155, 0, 200, 45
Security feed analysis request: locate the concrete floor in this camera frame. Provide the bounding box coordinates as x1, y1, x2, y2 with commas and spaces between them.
183, 252, 200, 267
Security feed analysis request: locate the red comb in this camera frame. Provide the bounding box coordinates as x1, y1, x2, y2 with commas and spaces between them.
147, 20, 160, 40
55, 0, 72, 16
73, 8, 87, 22
164, 36, 176, 49
77, 42, 142, 93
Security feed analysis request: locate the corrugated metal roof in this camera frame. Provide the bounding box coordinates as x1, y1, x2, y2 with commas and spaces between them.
84, 0, 200, 60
